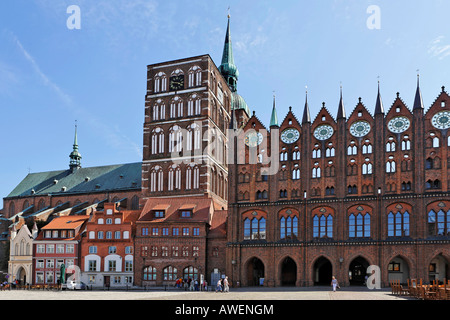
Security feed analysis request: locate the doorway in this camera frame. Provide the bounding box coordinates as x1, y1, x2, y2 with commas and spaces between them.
314, 257, 332, 285
246, 257, 265, 286
281, 257, 297, 286
349, 257, 370, 286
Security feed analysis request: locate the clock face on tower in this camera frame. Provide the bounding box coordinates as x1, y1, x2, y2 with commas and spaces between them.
313, 125, 334, 141
169, 75, 184, 91
245, 131, 263, 147
431, 111, 450, 130
349, 121, 371, 138
281, 128, 300, 144
387, 116, 411, 134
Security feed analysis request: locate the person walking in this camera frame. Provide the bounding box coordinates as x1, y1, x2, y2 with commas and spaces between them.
331, 276, 340, 292
216, 279, 222, 293
223, 276, 230, 293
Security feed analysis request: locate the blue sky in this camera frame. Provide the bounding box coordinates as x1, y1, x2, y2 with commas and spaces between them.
1, 0, 450, 204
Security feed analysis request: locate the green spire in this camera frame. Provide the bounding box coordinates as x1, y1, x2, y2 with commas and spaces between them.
69, 121, 82, 171
270, 94, 279, 127
219, 15, 239, 92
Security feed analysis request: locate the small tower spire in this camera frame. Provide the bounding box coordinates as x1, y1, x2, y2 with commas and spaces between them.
219, 14, 239, 92
337, 84, 346, 120
302, 87, 311, 124
413, 72, 424, 110
374, 79, 384, 115
69, 121, 82, 172
270, 93, 279, 127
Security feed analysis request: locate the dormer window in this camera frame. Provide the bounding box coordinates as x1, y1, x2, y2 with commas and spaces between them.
154, 211, 165, 218
181, 210, 192, 218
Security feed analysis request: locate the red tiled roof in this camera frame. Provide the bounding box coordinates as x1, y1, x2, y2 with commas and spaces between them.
208, 210, 228, 238
41, 215, 89, 230
138, 197, 212, 223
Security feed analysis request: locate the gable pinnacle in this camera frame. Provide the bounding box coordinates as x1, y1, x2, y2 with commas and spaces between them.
374, 80, 385, 115
302, 89, 311, 124
270, 94, 279, 127
337, 85, 346, 120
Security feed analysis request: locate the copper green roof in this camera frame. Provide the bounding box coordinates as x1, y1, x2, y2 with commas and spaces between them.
231, 92, 250, 116
218, 16, 239, 91
270, 95, 279, 127
6, 162, 142, 199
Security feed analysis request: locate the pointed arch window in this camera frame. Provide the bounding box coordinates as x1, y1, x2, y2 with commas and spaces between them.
326, 147, 335, 157
386, 159, 396, 173
292, 168, 300, 180
243, 217, 266, 240
154, 72, 167, 93
169, 126, 183, 153
280, 216, 298, 239
362, 141, 372, 154
387, 211, 410, 237
401, 136, 411, 151
347, 143, 357, 156
428, 209, 450, 236
150, 166, 164, 192
349, 212, 371, 238
362, 161, 373, 175
313, 214, 333, 238
386, 138, 396, 152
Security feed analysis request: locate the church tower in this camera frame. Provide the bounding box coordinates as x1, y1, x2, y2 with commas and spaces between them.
140, 16, 249, 209
69, 122, 81, 172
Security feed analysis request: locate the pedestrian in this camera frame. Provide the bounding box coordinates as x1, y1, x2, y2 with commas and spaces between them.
223, 276, 229, 293
203, 280, 208, 291
216, 279, 222, 293
331, 276, 340, 292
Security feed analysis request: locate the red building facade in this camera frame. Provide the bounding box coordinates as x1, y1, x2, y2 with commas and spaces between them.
226, 84, 450, 287
80, 203, 139, 288
32, 216, 89, 285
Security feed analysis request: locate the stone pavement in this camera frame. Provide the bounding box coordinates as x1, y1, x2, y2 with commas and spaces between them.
0, 286, 413, 300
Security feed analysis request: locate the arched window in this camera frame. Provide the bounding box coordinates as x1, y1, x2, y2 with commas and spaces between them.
292, 168, 300, 180
293, 151, 301, 160
325, 186, 335, 195
9, 202, 15, 217
38, 199, 46, 211
163, 266, 177, 281
386, 160, 396, 173
362, 162, 373, 175
401, 138, 411, 151
243, 217, 266, 240
428, 210, 450, 236
386, 140, 396, 152
348, 185, 357, 194
143, 266, 157, 281
313, 214, 333, 238
280, 216, 298, 239
183, 266, 199, 280
387, 211, 410, 237
347, 145, 357, 156
312, 148, 321, 159
349, 212, 371, 238
326, 147, 335, 157
154, 72, 167, 93
150, 166, 163, 192
169, 126, 183, 153
362, 143, 372, 154
312, 167, 321, 178
433, 136, 440, 148
151, 127, 164, 154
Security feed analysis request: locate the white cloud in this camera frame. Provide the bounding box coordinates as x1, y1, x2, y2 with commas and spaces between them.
428, 36, 450, 60
12, 32, 142, 158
